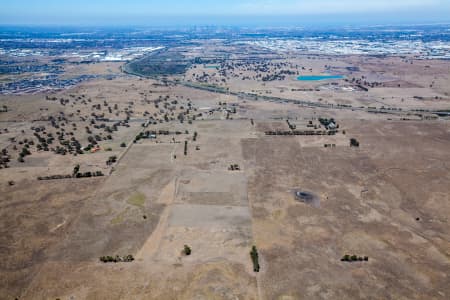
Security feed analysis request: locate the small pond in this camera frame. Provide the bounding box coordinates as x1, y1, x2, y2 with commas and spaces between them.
297, 75, 344, 81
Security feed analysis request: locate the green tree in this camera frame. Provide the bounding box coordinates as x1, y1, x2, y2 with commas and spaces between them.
183, 245, 192, 256
73, 164, 80, 177
350, 138, 360, 147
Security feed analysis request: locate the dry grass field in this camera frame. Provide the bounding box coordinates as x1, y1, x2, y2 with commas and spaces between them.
1, 52, 449, 299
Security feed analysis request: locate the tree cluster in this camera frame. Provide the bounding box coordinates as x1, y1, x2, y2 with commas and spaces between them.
228, 164, 240, 171
265, 130, 337, 136
341, 254, 368, 262
99, 255, 134, 263
250, 246, 260, 272
183, 245, 192, 256
1, 148, 11, 169
350, 138, 360, 147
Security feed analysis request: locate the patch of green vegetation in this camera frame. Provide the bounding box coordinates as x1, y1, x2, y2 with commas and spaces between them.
125, 49, 190, 77
127, 192, 146, 208
111, 208, 129, 225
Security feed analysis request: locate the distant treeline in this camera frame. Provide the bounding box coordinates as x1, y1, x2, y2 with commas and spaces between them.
265, 130, 338, 136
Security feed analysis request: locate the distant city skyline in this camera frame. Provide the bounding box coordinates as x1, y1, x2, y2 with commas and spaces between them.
1, 0, 449, 26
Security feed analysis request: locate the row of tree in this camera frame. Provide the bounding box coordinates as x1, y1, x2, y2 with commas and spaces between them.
250, 246, 260, 272
341, 254, 368, 262
265, 130, 337, 136
99, 255, 134, 263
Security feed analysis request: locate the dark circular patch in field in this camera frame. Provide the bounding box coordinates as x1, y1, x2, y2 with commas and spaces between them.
294, 190, 320, 208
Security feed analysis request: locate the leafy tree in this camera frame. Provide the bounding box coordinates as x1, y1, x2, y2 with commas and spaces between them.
341, 255, 350, 261
73, 164, 80, 177
183, 245, 191, 256
350, 138, 360, 147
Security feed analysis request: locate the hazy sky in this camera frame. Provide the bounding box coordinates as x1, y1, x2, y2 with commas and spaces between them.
1, 0, 449, 26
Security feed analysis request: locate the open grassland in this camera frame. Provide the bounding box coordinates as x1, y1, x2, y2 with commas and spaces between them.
1, 49, 450, 299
